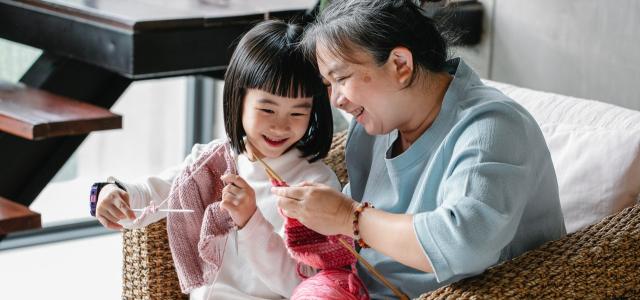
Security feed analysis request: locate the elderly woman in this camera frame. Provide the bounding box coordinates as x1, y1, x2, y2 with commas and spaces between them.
272, 0, 566, 298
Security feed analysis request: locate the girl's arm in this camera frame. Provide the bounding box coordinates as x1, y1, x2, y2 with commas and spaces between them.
115, 142, 216, 229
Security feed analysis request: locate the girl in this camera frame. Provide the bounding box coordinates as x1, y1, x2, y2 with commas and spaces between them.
93, 20, 340, 299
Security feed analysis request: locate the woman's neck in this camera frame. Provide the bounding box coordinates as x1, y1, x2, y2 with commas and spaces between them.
393, 72, 452, 155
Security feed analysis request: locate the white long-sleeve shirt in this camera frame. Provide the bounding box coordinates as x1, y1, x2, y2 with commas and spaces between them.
116, 141, 341, 299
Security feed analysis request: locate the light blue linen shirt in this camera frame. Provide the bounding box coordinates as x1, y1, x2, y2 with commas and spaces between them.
345, 58, 566, 299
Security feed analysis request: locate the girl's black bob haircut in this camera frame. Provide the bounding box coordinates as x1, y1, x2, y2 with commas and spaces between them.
223, 20, 333, 163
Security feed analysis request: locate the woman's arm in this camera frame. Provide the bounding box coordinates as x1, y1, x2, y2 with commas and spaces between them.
274, 184, 433, 272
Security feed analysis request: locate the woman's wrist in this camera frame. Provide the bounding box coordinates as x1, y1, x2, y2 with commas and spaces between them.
341, 200, 359, 237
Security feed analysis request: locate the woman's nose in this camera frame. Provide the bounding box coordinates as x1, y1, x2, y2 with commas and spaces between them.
331, 89, 348, 109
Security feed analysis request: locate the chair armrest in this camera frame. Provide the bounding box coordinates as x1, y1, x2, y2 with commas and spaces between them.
122, 219, 187, 300
419, 204, 640, 299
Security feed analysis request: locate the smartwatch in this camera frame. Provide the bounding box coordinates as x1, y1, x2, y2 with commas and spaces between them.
90, 177, 126, 217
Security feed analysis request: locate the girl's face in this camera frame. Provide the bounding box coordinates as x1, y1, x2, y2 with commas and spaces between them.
317, 45, 408, 136
242, 89, 313, 158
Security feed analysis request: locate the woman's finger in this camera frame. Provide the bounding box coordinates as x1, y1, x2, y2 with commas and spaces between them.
271, 186, 307, 201
277, 196, 300, 218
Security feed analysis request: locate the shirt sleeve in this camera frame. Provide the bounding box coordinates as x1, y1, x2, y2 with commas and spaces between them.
236, 162, 339, 297
413, 108, 535, 282
116, 142, 211, 229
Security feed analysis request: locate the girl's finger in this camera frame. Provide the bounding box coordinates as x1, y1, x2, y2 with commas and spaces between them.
115, 198, 135, 220
106, 205, 126, 220
221, 174, 251, 190
223, 185, 238, 197
117, 192, 136, 220
226, 183, 242, 195
101, 210, 122, 225
98, 216, 123, 230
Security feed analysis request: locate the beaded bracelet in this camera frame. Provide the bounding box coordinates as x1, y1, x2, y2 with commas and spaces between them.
353, 201, 374, 248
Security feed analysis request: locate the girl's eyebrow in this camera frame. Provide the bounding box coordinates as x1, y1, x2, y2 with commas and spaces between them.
257, 98, 312, 109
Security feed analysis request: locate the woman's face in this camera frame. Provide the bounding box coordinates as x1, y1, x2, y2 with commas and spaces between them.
317, 45, 407, 135
242, 89, 312, 158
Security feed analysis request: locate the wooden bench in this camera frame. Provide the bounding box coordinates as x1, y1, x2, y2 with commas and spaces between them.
0, 197, 41, 234
0, 80, 122, 140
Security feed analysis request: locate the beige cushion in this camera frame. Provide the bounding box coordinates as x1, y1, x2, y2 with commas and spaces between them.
485, 80, 640, 233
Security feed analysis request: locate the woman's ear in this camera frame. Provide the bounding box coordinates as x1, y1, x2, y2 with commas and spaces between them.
387, 47, 414, 86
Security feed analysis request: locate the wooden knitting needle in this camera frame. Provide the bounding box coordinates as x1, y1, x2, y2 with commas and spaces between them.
245, 140, 285, 183
338, 238, 409, 300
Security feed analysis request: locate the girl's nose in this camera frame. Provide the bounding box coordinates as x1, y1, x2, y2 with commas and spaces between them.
271, 116, 290, 132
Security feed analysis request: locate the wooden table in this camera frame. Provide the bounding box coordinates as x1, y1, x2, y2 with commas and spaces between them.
0, 0, 315, 215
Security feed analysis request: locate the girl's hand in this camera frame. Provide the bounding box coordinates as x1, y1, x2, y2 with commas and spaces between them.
220, 174, 257, 229
96, 184, 136, 230
272, 182, 357, 236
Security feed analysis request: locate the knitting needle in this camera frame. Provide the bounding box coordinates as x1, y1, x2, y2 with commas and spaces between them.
337, 238, 409, 300
131, 208, 194, 213
245, 141, 285, 183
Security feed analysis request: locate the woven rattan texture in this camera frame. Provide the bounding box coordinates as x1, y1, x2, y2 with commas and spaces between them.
323, 130, 348, 187
421, 204, 640, 300
122, 219, 188, 300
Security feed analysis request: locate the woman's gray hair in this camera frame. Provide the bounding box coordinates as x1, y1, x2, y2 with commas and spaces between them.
302, 0, 449, 86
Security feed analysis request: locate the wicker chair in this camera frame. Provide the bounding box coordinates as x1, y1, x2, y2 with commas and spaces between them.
122, 131, 640, 299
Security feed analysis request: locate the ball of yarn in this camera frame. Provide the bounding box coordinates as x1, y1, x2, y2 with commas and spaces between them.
291, 268, 369, 300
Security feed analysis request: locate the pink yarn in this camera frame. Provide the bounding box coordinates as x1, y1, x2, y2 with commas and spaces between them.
291, 268, 369, 300
271, 179, 370, 299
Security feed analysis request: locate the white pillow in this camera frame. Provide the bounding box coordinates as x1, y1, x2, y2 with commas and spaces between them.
484, 80, 640, 233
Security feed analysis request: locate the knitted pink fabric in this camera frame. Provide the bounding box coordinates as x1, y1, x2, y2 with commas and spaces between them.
272, 180, 357, 271
165, 141, 237, 293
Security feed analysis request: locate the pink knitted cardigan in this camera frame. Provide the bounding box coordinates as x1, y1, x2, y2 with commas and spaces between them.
165, 141, 237, 293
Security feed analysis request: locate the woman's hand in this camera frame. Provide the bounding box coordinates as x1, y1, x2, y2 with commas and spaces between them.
272, 182, 356, 236
220, 174, 257, 229
96, 184, 136, 230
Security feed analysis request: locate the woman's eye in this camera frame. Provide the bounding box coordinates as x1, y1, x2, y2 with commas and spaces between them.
336, 75, 351, 84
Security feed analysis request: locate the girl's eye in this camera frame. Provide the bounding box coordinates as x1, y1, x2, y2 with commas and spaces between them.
259, 108, 275, 114
291, 112, 307, 117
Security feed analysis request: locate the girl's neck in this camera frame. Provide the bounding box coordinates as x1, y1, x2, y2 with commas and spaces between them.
393, 72, 452, 155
